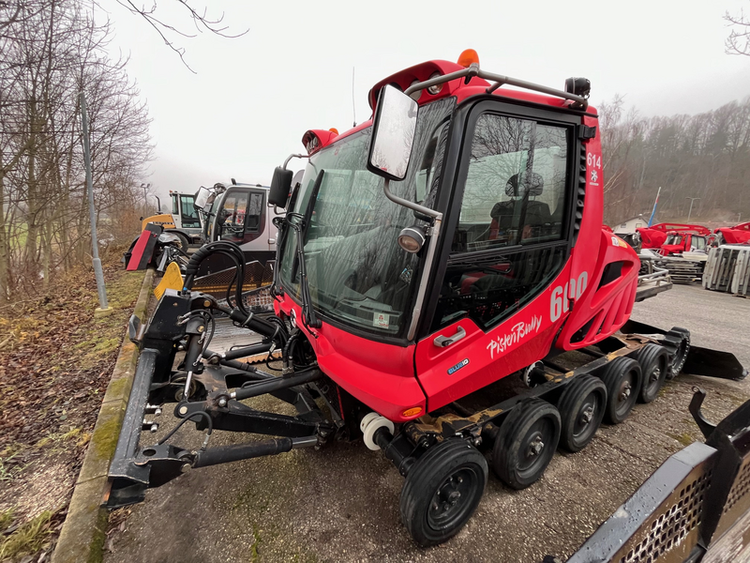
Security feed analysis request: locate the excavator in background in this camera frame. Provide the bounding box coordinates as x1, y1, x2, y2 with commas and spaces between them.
138, 191, 204, 250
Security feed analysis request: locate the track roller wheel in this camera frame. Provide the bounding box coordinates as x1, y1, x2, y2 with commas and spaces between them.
557, 376, 607, 452
598, 357, 642, 424
635, 344, 669, 403
400, 439, 487, 547
492, 399, 560, 489
665, 327, 690, 379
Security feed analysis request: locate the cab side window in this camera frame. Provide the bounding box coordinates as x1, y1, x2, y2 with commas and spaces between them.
245, 192, 264, 232
452, 114, 568, 253
218, 192, 249, 242
433, 113, 571, 332
180, 195, 200, 228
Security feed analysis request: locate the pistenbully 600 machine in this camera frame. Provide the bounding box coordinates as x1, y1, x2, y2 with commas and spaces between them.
107, 51, 747, 551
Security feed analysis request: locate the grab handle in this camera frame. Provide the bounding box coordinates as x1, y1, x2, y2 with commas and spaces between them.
433, 326, 466, 348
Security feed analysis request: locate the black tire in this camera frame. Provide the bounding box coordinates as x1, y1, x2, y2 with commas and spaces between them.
599, 357, 642, 424
173, 232, 190, 252
400, 439, 487, 547
492, 399, 561, 489
665, 328, 690, 379
557, 375, 607, 452
636, 344, 669, 403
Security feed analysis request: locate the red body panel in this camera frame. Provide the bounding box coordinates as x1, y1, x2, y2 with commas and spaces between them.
716, 222, 750, 245
557, 230, 639, 349
274, 299, 425, 422
127, 226, 160, 271
638, 228, 668, 250
414, 261, 571, 411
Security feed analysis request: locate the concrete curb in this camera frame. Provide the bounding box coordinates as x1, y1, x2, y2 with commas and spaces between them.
52, 268, 155, 563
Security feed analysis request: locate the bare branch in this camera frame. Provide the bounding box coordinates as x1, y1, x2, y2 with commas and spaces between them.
725, 7, 750, 56
113, 0, 249, 72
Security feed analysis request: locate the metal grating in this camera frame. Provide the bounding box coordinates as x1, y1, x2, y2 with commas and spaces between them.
192, 260, 274, 297
621, 470, 712, 563
724, 457, 750, 514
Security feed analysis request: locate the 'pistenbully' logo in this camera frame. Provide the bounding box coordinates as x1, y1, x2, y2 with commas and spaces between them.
486, 316, 542, 359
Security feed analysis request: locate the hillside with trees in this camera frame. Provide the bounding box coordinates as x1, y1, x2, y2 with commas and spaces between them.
600, 95, 750, 225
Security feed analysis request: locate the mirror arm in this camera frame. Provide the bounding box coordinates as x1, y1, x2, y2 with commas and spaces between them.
283, 153, 309, 169
383, 179, 441, 220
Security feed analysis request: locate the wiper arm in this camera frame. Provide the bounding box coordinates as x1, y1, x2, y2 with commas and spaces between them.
288, 169, 326, 330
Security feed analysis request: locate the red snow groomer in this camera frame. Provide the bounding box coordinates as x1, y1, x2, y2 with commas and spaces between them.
637, 223, 711, 255
108, 51, 747, 550
713, 221, 750, 246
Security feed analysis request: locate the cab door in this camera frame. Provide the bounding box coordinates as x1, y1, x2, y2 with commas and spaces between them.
216, 188, 266, 248
414, 107, 580, 411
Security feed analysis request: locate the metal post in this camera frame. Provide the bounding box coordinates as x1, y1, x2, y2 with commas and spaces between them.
686, 197, 701, 222
80, 92, 110, 314
647, 187, 661, 227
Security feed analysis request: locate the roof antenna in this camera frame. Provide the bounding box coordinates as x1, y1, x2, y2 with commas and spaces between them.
351, 66, 357, 127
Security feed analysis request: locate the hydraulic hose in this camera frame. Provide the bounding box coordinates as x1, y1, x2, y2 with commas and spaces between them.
183, 241, 248, 316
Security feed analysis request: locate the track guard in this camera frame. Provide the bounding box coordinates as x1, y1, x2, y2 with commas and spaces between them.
620, 319, 748, 381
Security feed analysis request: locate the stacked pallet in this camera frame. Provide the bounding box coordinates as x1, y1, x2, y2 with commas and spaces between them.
702, 245, 750, 297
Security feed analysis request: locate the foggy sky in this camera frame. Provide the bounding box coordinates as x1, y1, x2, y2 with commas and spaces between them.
101, 0, 750, 202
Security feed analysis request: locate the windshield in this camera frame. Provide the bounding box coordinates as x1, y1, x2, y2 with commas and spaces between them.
279, 97, 454, 338
666, 234, 683, 245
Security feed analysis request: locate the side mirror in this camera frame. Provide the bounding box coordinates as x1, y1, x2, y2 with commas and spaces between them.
367, 85, 418, 182
269, 167, 293, 208
194, 186, 211, 210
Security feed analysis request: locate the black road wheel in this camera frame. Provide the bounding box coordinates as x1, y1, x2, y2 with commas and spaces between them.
400, 439, 488, 547
557, 375, 607, 452
599, 357, 642, 424
665, 327, 690, 379
636, 344, 670, 403
173, 232, 191, 252
492, 399, 561, 489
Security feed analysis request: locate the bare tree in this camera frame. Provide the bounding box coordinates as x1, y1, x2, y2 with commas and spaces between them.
0, 0, 152, 300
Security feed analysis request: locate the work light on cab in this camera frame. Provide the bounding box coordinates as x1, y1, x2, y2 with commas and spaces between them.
398, 226, 426, 253
564, 77, 591, 99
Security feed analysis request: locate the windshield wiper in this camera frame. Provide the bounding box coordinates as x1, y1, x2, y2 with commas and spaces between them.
288, 169, 325, 330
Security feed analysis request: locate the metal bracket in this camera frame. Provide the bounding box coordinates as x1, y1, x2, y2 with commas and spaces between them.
689, 386, 717, 440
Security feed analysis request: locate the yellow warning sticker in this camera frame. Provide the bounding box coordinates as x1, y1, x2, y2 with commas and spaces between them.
154, 261, 184, 300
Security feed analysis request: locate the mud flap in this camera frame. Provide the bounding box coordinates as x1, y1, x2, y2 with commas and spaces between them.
126, 224, 162, 271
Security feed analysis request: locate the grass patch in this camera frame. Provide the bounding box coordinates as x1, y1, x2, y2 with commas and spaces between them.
0, 509, 14, 533
0, 511, 53, 561
668, 432, 696, 447
0, 445, 28, 482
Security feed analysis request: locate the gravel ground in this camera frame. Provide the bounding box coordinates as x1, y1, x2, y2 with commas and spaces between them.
103, 284, 750, 563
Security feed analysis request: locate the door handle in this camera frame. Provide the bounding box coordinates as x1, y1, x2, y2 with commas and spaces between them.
268, 238, 276, 245
433, 326, 466, 348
